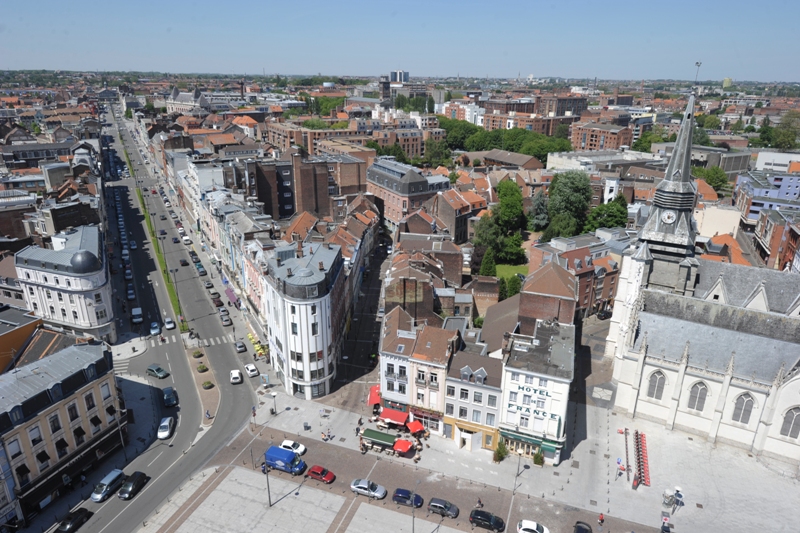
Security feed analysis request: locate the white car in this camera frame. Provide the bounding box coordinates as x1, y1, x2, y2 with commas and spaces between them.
157, 417, 174, 440
280, 439, 306, 456
517, 520, 550, 533
230, 370, 243, 384
129, 240, 137, 250
244, 363, 258, 377
164, 317, 175, 330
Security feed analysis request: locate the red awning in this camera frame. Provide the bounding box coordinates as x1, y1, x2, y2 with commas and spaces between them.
393, 439, 414, 453
367, 385, 381, 405
380, 408, 408, 425
406, 420, 425, 434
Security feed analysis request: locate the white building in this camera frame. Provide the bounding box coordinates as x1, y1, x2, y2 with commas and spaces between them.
754, 151, 800, 173
499, 322, 575, 466
15, 226, 116, 343
263, 241, 346, 400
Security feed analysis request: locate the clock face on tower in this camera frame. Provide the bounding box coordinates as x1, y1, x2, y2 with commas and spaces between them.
661, 210, 677, 224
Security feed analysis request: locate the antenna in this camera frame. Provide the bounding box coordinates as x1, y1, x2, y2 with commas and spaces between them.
694, 61, 702, 85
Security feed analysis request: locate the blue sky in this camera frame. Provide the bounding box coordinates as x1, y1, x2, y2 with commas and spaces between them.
1, 0, 798, 82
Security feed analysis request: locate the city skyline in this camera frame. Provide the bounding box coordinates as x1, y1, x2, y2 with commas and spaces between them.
1, 0, 798, 83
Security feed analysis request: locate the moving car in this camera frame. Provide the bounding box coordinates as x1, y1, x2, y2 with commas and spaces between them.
164, 317, 176, 330
597, 310, 612, 320
179, 259, 189, 266
172, 237, 180, 244
149, 322, 161, 336
306, 465, 335, 484
91, 469, 126, 502
162, 387, 178, 407
157, 417, 174, 440
517, 520, 551, 533
392, 488, 423, 508
146, 364, 169, 379
57, 508, 91, 531
160, 214, 167, 220
350, 479, 387, 499
159, 229, 167, 236
428, 498, 459, 518
244, 363, 258, 377
117, 471, 147, 500
281, 439, 307, 455
236, 341, 247, 353
129, 240, 137, 250
470, 509, 505, 532
230, 370, 243, 384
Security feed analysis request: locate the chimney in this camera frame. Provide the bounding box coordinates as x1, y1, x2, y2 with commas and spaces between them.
318, 261, 324, 271
276, 257, 281, 267
287, 268, 293, 277
296, 241, 303, 258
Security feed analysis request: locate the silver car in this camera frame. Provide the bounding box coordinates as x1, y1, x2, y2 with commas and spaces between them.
350, 479, 387, 499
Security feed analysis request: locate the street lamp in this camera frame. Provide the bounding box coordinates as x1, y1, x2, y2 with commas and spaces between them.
170, 268, 183, 317
270, 392, 277, 415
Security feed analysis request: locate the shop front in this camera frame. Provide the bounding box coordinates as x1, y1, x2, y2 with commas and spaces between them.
498, 428, 562, 465
409, 406, 442, 436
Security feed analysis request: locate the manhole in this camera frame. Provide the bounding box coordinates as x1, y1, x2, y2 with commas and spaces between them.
294, 407, 299, 411
688, 437, 693, 441
339, 437, 346, 442
611, 412, 617, 416
572, 461, 580, 469
553, 472, 560, 476
589, 450, 596, 455
589, 500, 597, 506
604, 454, 610, 459
696, 503, 704, 509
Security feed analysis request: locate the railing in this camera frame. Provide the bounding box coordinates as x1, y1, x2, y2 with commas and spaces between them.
415, 378, 426, 386
428, 381, 439, 391
384, 371, 396, 379
397, 373, 408, 383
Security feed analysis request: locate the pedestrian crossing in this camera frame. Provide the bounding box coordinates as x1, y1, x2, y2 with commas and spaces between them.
148, 334, 235, 348
114, 359, 130, 374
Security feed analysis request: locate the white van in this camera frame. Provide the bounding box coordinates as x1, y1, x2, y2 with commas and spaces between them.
178, 227, 185, 236
182, 236, 192, 245
131, 307, 143, 324
121, 248, 130, 260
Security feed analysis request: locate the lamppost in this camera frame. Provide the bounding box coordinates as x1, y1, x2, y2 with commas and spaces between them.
170, 268, 183, 318
270, 392, 277, 415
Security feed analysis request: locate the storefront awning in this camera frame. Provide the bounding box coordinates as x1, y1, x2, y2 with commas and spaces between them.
15, 464, 30, 476
406, 420, 425, 434
106, 405, 116, 415
540, 442, 559, 453
393, 439, 414, 453
367, 385, 381, 405
55, 438, 69, 449
380, 408, 408, 425
73, 426, 86, 437
36, 450, 50, 463
499, 429, 542, 447
225, 287, 239, 305
90, 415, 102, 427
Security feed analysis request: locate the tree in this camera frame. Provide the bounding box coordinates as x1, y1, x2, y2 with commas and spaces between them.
303, 118, 329, 130
540, 213, 578, 242
506, 275, 522, 298
731, 118, 744, 133
448, 171, 459, 184
498, 277, 508, 302
394, 94, 408, 110
612, 193, 628, 208
331, 121, 349, 130
160, 107, 167, 114
693, 127, 712, 146
426, 95, 435, 113
472, 158, 482, 166
695, 114, 707, 128
495, 180, 526, 235
547, 170, 592, 228
704, 115, 721, 130
693, 166, 728, 191
744, 125, 756, 133
554, 123, 570, 139
423, 139, 452, 168
583, 202, 628, 232
471, 245, 487, 274
438, 117, 481, 151
479, 247, 497, 276
444, 91, 452, 102
124, 108, 132, 119
773, 110, 800, 151
529, 189, 549, 231
498, 232, 526, 264
755, 101, 763, 108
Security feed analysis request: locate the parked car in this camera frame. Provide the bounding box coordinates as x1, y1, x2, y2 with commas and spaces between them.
350, 479, 387, 499
164, 317, 176, 330
126, 287, 135, 300
428, 498, 459, 518
91, 469, 126, 502
146, 364, 169, 379
219, 306, 229, 316
179, 259, 189, 266
469, 509, 505, 532
162, 387, 178, 407
212, 298, 224, 307
236, 342, 247, 353
197, 267, 207, 276
597, 310, 612, 320
124, 269, 133, 280
203, 281, 214, 289
157, 417, 174, 439
281, 439, 307, 455
244, 363, 258, 376
221, 316, 232, 326
117, 471, 147, 500
208, 290, 220, 298
230, 370, 243, 384
572, 522, 592, 533
392, 488, 423, 508
306, 465, 335, 484
57, 508, 91, 531
517, 520, 551, 533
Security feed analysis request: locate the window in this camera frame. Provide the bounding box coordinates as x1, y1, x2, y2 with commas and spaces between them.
781, 407, 800, 439
398, 383, 406, 394
57, 293, 63, 302
536, 398, 546, 409
311, 322, 318, 336
519, 415, 529, 428
472, 410, 481, 423
28, 426, 43, 446
49, 305, 54, 315
523, 395, 531, 406
94, 293, 102, 304
488, 395, 497, 408
688, 382, 708, 411
509, 392, 518, 403
417, 392, 424, 402
445, 403, 454, 416
68, 294, 74, 304
458, 407, 468, 419
647, 371, 665, 400
67, 403, 79, 421
84, 393, 96, 411
398, 366, 407, 377
28, 287, 34, 295
7, 439, 21, 459
446, 386, 455, 398
72, 310, 78, 320
49, 414, 61, 434
538, 378, 548, 388
386, 363, 395, 375
485, 413, 495, 427
291, 323, 297, 335
311, 304, 317, 315
96, 309, 107, 321
417, 370, 426, 382
485, 434, 493, 447
460, 388, 469, 400
283, 192, 291, 197
511, 372, 520, 382
430, 373, 438, 385
386, 381, 395, 392
474, 392, 483, 404
524, 375, 533, 385
101, 383, 111, 400
732, 394, 754, 424
291, 305, 296, 315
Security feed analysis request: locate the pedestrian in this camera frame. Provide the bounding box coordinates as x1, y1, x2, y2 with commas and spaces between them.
476, 498, 483, 508
80, 474, 86, 487
253, 353, 257, 361
327, 429, 331, 440
205, 410, 211, 419
598, 513, 604, 525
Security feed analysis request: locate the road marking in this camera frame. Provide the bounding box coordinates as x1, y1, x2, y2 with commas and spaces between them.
172, 335, 177, 342
228, 334, 234, 342
147, 450, 164, 467
150, 340, 155, 347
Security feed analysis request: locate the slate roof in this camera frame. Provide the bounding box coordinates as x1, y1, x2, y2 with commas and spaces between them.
694, 259, 800, 314
481, 293, 520, 352
447, 350, 503, 389
15, 226, 102, 275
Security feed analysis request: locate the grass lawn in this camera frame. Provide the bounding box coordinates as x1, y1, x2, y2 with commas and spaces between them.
496, 264, 529, 279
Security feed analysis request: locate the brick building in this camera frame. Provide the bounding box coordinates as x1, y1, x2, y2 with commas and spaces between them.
536, 95, 588, 117
571, 123, 633, 152
518, 261, 578, 335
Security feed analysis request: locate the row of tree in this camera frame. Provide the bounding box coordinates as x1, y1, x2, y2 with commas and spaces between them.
394, 95, 435, 114
474, 180, 528, 273
364, 138, 453, 169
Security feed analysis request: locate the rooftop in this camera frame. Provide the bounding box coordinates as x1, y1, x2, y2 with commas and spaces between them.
503, 320, 576, 380
15, 225, 103, 275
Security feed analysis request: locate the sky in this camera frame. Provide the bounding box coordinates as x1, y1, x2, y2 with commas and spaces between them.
1, 0, 799, 83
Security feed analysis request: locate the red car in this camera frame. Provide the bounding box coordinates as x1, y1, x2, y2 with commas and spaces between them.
211, 298, 224, 307
306, 465, 335, 484
151, 189, 157, 194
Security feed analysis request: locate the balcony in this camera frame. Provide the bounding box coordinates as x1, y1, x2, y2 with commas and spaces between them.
384, 371, 396, 379
397, 373, 408, 383
428, 381, 439, 391
415, 378, 426, 387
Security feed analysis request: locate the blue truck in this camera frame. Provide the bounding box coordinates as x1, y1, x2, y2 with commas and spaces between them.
263, 445, 306, 476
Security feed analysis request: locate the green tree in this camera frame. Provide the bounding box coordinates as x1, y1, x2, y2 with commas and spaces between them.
472, 158, 482, 166
704, 115, 721, 130
744, 125, 756, 133
448, 171, 459, 184
553, 123, 570, 139
437, 117, 481, 151
124, 108, 132, 119
540, 213, 578, 242
394, 94, 409, 110
506, 275, 522, 298
495, 181, 526, 235
444, 91, 452, 102
330, 121, 349, 130
498, 232, 526, 264
755, 101, 763, 108
695, 114, 707, 128
693, 166, 728, 191
612, 193, 628, 208
409, 96, 427, 113
731, 118, 744, 133
423, 139, 452, 168
694, 127, 712, 146
529, 189, 549, 231
479, 247, 497, 276
160, 107, 167, 114
426, 95, 435, 113
498, 277, 508, 301
583, 202, 628, 232
773, 110, 800, 151
547, 170, 592, 229
144, 102, 155, 112
302, 118, 329, 130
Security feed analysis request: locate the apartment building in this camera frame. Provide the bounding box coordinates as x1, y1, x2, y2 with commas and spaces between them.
15, 226, 116, 343
735, 171, 800, 227
536, 95, 588, 117
499, 322, 576, 466
263, 241, 346, 400
440, 101, 485, 125
752, 209, 800, 270
571, 123, 633, 152
0, 343, 127, 525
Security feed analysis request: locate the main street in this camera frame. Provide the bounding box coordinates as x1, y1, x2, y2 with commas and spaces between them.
59, 106, 257, 533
